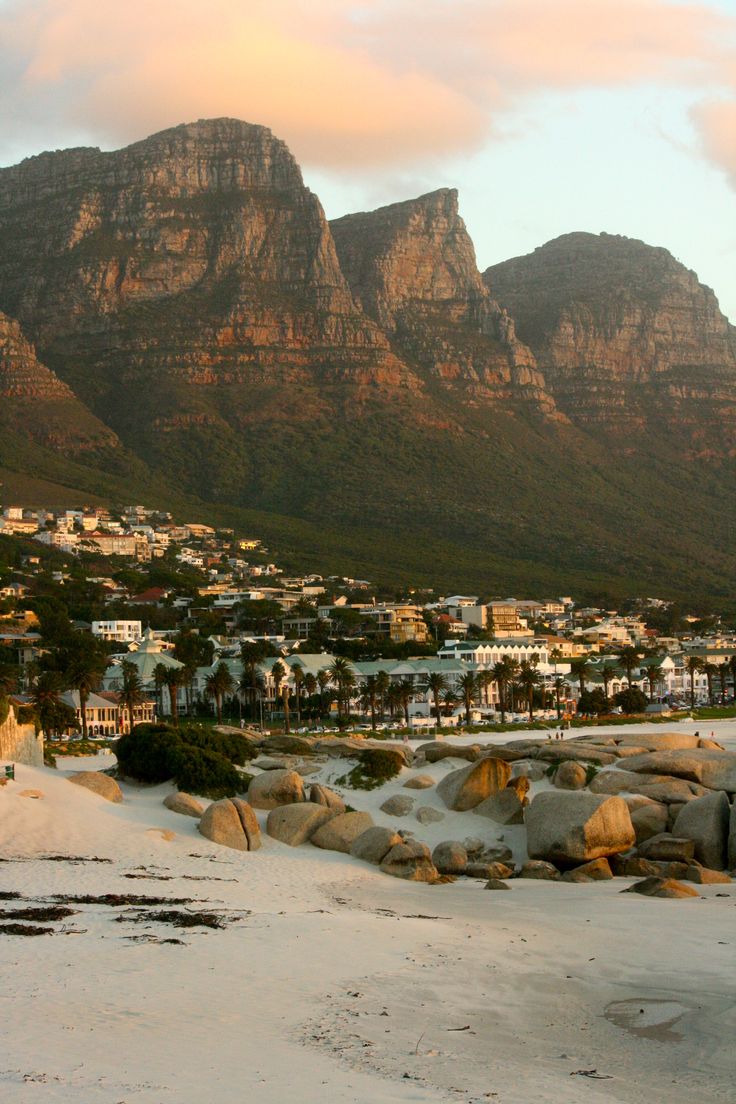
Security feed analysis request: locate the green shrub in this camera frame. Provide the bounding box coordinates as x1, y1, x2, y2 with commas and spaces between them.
116, 723, 248, 797
341, 747, 404, 790
169, 746, 245, 800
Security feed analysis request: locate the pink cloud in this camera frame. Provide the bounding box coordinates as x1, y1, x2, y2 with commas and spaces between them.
691, 99, 736, 187
0, 0, 734, 179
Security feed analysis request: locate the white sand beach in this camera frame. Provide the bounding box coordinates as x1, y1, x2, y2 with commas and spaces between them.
1, 720, 734, 1104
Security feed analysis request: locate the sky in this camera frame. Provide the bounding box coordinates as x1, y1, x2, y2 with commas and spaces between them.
0, 0, 734, 318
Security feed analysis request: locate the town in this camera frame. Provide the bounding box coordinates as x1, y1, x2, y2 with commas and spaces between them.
0, 499, 734, 742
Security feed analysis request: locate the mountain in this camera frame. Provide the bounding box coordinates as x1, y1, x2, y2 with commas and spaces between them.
486, 232, 736, 456
0, 119, 734, 600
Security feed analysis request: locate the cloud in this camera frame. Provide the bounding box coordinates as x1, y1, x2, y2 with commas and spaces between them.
691, 99, 736, 187
0, 0, 734, 178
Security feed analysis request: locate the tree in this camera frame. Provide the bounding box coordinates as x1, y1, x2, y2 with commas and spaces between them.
118, 660, 145, 733
577, 687, 609, 716
600, 663, 619, 708
361, 675, 378, 729
205, 662, 235, 724
613, 686, 648, 714
397, 679, 413, 727
569, 656, 593, 697
644, 663, 662, 703
441, 687, 459, 718
164, 666, 185, 727
317, 668, 332, 717
457, 671, 479, 725
491, 657, 519, 722
617, 646, 642, 688
703, 661, 719, 706
421, 672, 448, 727
685, 655, 703, 710
553, 676, 568, 720
375, 670, 390, 719
517, 659, 542, 721
30, 669, 67, 738
292, 665, 305, 726
328, 656, 355, 727
51, 632, 109, 740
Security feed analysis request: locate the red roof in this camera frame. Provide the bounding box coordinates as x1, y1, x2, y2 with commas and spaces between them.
130, 587, 168, 604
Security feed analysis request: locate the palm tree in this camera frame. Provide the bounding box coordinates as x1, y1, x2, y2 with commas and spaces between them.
441, 686, 459, 718
569, 656, 593, 698
271, 660, 286, 718
600, 663, 618, 708
491, 657, 519, 722
397, 679, 414, 727
717, 662, 728, 704
553, 675, 566, 721
281, 681, 291, 735
617, 646, 642, 688
30, 669, 64, 738
457, 671, 479, 725
386, 682, 402, 720
685, 655, 703, 710
421, 672, 448, 728
517, 659, 542, 721
205, 662, 235, 724
361, 675, 378, 729
164, 667, 185, 727
240, 649, 263, 720
153, 662, 170, 719
317, 668, 331, 718
58, 634, 108, 741
118, 660, 145, 733
328, 657, 354, 727
303, 672, 318, 723
292, 665, 304, 727
375, 670, 390, 720
703, 661, 718, 706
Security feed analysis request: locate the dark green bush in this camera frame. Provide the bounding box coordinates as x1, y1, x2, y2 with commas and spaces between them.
342, 747, 404, 790
169, 746, 245, 800
115, 723, 247, 798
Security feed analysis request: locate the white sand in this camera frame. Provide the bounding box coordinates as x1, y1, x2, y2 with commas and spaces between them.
1, 721, 734, 1103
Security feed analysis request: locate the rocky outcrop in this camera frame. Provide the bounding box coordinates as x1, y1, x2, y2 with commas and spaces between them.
331, 190, 556, 414
0, 704, 43, 767
0, 311, 118, 452
437, 757, 511, 811
486, 233, 736, 456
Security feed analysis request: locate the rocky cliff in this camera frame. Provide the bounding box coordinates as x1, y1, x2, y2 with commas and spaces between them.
486, 233, 736, 456
0, 311, 119, 451
0, 120, 734, 598
331, 190, 556, 415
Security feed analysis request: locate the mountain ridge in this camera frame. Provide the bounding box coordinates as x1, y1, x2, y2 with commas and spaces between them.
0, 118, 734, 600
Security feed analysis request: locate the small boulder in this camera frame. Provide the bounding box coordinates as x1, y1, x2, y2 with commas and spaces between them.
638, 834, 696, 863
199, 798, 260, 851
266, 802, 336, 846
403, 775, 435, 789
519, 860, 560, 880
164, 792, 204, 818
380, 794, 415, 816
472, 789, 525, 824
437, 757, 511, 811
350, 826, 402, 864
415, 806, 445, 825
380, 840, 438, 882
561, 857, 613, 882
630, 802, 669, 844
512, 760, 546, 781
484, 878, 511, 890
684, 863, 732, 885
248, 769, 305, 810
554, 761, 587, 790
311, 811, 374, 853
623, 877, 699, 899
611, 855, 663, 878
484, 861, 514, 879
68, 771, 122, 803
431, 841, 467, 875
308, 783, 345, 812
672, 790, 730, 870
479, 844, 514, 864
526, 791, 635, 864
